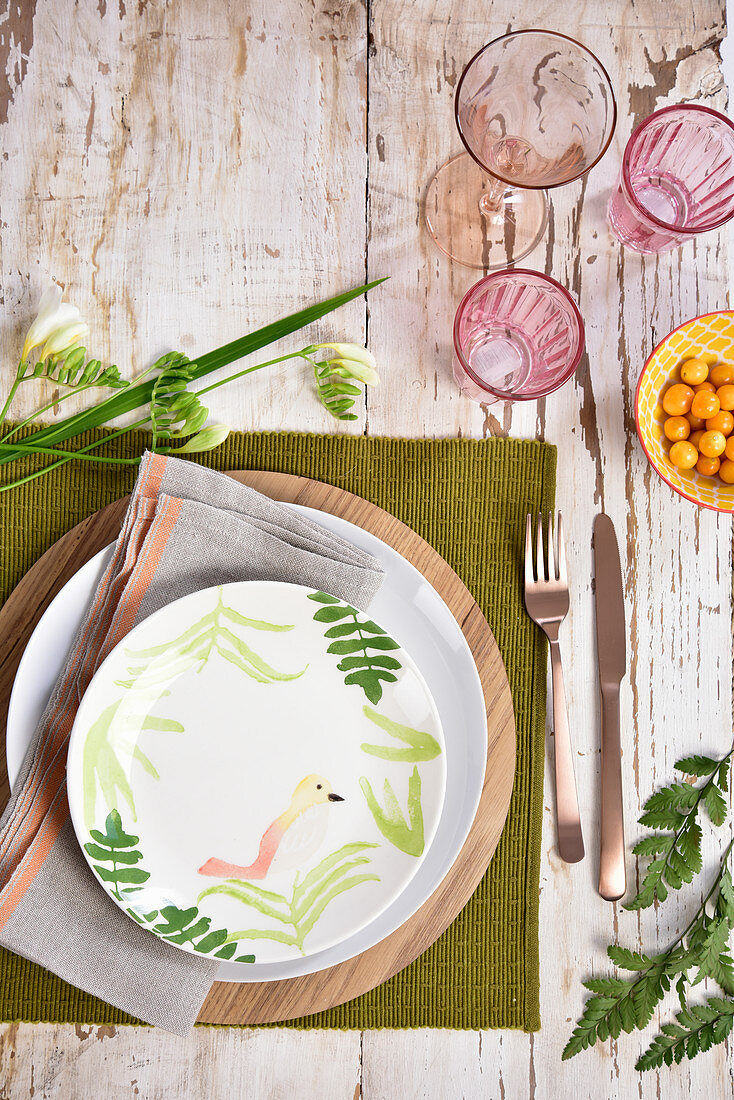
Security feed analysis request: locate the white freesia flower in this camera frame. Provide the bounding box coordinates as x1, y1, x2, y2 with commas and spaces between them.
40, 320, 90, 361
21, 284, 86, 363
315, 342, 380, 386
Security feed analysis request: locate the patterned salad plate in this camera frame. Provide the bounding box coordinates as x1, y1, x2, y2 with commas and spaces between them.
66, 581, 446, 965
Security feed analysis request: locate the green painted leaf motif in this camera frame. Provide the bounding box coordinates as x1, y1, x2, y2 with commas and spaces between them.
84, 810, 149, 901
120, 587, 304, 692
87, 809, 257, 960
360, 705, 441, 762
312, 605, 356, 623
309, 595, 402, 704
359, 767, 424, 857
307, 592, 341, 605
200, 842, 380, 955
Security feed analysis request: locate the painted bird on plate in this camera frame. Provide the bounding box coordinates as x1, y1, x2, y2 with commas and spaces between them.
197, 774, 345, 881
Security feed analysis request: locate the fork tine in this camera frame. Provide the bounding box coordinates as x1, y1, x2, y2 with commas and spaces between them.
557, 512, 567, 583
547, 513, 556, 580
536, 512, 545, 581
524, 513, 534, 587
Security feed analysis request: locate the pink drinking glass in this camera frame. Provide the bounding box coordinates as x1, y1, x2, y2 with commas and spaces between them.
453, 270, 585, 403
608, 105, 734, 254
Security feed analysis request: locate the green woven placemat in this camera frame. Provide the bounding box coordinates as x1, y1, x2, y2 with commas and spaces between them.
0, 428, 555, 1031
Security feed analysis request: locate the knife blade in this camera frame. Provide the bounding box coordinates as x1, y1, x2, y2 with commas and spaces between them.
593, 514, 627, 902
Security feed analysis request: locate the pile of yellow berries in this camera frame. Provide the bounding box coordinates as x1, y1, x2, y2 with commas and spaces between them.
661, 357, 734, 483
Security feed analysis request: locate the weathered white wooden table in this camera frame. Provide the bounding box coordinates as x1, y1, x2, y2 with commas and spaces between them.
1, 1, 733, 1096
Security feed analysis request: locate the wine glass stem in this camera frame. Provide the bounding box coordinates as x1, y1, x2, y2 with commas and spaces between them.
478, 175, 509, 216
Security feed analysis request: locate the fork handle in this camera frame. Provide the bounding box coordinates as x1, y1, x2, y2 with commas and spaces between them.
549, 640, 585, 863
598, 686, 626, 901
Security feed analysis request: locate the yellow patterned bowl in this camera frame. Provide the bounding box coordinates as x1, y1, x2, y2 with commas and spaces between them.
636, 310, 734, 513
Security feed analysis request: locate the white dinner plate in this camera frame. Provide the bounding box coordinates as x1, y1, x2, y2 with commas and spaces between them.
7, 505, 488, 983
66, 580, 447, 965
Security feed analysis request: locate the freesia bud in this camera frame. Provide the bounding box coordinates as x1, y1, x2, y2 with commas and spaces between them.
314, 342, 380, 386
175, 423, 231, 453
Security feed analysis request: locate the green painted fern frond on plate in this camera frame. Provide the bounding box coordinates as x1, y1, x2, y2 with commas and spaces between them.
81, 701, 185, 827
360, 705, 441, 762
85, 810, 254, 962
118, 586, 304, 691
307, 591, 401, 704
198, 841, 379, 954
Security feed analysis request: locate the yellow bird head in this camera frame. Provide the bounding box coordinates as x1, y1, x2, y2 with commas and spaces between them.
290, 774, 344, 811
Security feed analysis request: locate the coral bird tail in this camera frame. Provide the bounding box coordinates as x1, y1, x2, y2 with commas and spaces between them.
198, 822, 282, 879
197, 856, 268, 879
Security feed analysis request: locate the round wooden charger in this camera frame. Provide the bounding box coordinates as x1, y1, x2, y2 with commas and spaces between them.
0, 470, 516, 1025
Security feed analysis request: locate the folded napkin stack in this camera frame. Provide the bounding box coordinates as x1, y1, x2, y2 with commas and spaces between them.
0, 452, 383, 1033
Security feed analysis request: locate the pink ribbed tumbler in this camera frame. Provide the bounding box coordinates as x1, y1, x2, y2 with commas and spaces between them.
453, 270, 585, 403
608, 105, 734, 253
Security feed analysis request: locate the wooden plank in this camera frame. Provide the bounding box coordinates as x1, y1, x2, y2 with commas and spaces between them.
0, 0, 369, 431
0, 1023, 363, 1099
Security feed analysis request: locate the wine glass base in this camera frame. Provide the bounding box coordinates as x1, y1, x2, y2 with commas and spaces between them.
424, 153, 549, 270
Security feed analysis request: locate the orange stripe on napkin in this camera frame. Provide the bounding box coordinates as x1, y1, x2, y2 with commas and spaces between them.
0, 457, 180, 915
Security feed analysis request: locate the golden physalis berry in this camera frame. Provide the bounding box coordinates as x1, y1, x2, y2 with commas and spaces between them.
696, 454, 720, 477
718, 458, 734, 484
717, 384, 734, 411
679, 358, 709, 385
691, 390, 720, 420
663, 416, 691, 442
699, 430, 726, 458
669, 441, 698, 469
710, 364, 734, 388
706, 410, 734, 436
662, 384, 695, 416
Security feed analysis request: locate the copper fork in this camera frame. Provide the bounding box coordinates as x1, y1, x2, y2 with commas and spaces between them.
524, 513, 585, 864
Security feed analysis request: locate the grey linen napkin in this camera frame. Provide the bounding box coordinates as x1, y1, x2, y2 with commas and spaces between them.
0, 451, 383, 1033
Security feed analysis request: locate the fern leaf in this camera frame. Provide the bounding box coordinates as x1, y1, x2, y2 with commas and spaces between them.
675, 755, 720, 777
636, 997, 734, 1071
702, 783, 727, 827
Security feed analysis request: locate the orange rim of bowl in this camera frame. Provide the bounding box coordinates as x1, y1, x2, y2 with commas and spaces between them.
634, 309, 734, 514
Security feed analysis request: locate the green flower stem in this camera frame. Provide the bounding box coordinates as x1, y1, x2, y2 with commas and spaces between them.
0, 415, 151, 493
0, 443, 141, 465
0, 366, 26, 431
194, 348, 315, 399
0, 382, 99, 444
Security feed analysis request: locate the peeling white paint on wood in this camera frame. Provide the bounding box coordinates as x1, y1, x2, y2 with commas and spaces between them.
1, 0, 734, 1097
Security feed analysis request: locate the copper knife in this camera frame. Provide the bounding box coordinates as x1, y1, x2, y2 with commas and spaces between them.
593, 514, 627, 902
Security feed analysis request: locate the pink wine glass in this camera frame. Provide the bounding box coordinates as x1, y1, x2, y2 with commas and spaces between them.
608, 105, 734, 253
425, 30, 616, 270
453, 270, 585, 403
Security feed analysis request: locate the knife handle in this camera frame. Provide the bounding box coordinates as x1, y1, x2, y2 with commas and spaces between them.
599, 686, 626, 901
549, 640, 585, 863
